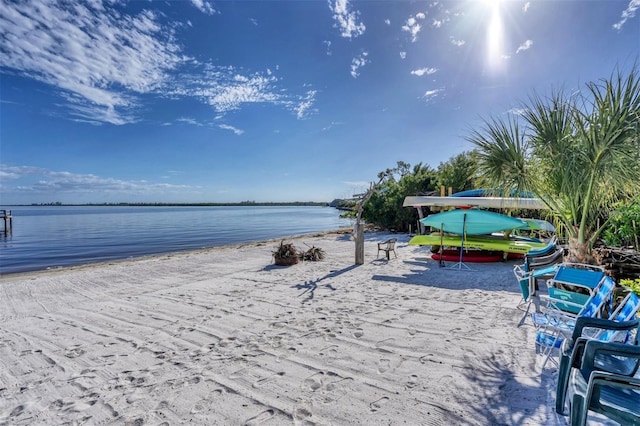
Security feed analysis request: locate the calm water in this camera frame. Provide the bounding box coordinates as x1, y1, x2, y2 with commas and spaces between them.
0, 206, 353, 274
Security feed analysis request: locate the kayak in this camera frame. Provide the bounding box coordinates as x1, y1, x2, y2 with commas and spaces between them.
431, 249, 503, 263
419, 209, 527, 235
409, 233, 548, 255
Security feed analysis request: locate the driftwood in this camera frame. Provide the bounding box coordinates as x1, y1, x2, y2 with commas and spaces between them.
593, 246, 640, 281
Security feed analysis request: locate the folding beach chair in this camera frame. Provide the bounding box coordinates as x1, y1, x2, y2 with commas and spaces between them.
544, 263, 606, 314
513, 254, 563, 322
516, 262, 603, 327
532, 275, 615, 369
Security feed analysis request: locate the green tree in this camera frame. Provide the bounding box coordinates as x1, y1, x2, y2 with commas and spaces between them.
362, 162, 438, 231
602, 201, 640, 249
436, 151, 479, 194
468, 66, 640, 262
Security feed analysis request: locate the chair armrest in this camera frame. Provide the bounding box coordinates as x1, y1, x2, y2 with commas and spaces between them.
513, 264, 527, 280
585, 371, 640, 416
571, 317, 640, 342
581, 340, 640, 371
589, 371, 640, 389
538, 294, 582, 317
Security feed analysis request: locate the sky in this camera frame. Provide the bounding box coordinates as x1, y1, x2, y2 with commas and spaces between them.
0, 0, 638, 205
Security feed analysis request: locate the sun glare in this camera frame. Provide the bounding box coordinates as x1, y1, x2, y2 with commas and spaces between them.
485, 0, 506, 73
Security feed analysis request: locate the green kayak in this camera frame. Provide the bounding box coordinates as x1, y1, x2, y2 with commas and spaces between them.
409, 233, 548, 254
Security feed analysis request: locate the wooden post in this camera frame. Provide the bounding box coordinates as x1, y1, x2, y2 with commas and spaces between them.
355, 222, 365, 264
416, 206, 425, 234
353, 177, 387, 265
1, 210, 11, 234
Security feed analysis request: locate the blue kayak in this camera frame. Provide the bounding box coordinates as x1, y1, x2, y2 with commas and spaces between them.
420, 209, 527, 236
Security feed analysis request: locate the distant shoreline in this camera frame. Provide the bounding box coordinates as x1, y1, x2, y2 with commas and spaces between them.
4, 201, 332, 207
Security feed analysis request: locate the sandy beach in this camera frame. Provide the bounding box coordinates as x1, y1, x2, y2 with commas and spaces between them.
0, 231, 563, 425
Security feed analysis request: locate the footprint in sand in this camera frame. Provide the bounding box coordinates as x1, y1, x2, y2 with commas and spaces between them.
253, 371, 285, 389
406, 375, 419, 389
377, 358, 391, 374
62, 393, 100, 412
370, 396, 390, 411
64, 346, 85, 358
228, 368, 245, 380
190, 400, 207, 414
293, 406, 313, 422
9, 405, 24, 418
322, 377, 354, 402
352, 328, 364, 338
244, 408, 275, 425
419, 354, 442, 365
319, 344, 338, 358
375, 338, 395, 349
304, 373, 323, 391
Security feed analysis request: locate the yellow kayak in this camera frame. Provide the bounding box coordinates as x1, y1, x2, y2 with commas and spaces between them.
409, 233, 548, 254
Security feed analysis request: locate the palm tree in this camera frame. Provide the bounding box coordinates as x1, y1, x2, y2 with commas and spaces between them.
468, 66, 640, 263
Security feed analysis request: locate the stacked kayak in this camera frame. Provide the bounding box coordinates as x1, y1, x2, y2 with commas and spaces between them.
409, 233, 548, 255
411, 209, 551, 262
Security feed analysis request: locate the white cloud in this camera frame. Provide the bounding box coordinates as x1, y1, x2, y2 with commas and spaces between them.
613, 0, 640, 30
0, 2, 183, 125
516, 39, 533, 53
450, 37, 465, 46
328, 0, 366, 38
0, 164, 193, 195
324, 40, 332, 56
432, 19, 442, 28
177, 117, 200, 126
508, 107, 527, 116
523, 2, 530, 13
206, 73, 281, 113
402, 13, 426, 42
0, 2, 314, 125
400, 51, 407, 59
385, 19, 391, 25
423, 88, 442, 102
350, 52, 369, 78
190, 0, 217, 15
292, 90, 318, 119
322, 121, 343, 131
218, 124, 245, 135
410, 67, 438, 77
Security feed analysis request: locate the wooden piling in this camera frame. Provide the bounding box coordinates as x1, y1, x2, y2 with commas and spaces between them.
2, 210, 12, 234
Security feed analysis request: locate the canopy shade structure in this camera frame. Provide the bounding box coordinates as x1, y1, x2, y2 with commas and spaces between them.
403, 196, 546, 210
419, 209, 528, 236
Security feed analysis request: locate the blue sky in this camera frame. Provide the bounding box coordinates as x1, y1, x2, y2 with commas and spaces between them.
1, 0, 638, 204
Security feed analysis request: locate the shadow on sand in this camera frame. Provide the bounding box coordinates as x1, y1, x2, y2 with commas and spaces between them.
291, 264, 361, 303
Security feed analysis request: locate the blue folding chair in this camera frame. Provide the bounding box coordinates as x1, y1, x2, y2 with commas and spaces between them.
532, 276, 615, 369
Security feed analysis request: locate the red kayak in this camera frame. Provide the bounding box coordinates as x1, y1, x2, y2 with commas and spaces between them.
431, 249, 503, 263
